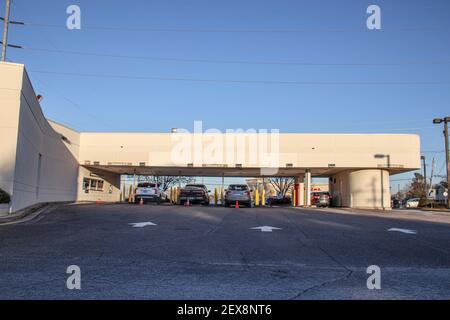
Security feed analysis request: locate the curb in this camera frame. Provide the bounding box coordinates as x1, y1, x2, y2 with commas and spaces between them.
0, 202, 63, 226
417, 208, 450, 213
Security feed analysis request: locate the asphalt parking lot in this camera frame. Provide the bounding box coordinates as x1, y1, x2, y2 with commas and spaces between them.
1, 203, 450, 299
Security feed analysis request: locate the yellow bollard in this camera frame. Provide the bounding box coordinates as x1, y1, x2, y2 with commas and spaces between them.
214, 187, 218, 206
304, 187, 307, 206
174, 187, 177, 204
254, 189, 259, 207
172, 187, 175, 204
261, 189, 265, 207
173, 187, 177, 204
128, 184, 133, 203
293, 188, 297, 207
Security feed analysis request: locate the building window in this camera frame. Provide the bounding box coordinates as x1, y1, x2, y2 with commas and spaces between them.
83, 177, 105, 192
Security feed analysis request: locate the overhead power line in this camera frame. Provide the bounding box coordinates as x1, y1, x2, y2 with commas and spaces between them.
0, 40, 22, 48
0, 16, 24, 25
29, 70, 450, 86
24, 22, 443, 34
23, 47, 450, 67
31, 76, 117, 129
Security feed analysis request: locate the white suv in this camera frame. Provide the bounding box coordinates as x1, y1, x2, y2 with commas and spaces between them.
135, 182, 166, 204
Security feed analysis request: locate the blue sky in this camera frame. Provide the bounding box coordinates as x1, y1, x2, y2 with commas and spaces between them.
3, 0, 450, 190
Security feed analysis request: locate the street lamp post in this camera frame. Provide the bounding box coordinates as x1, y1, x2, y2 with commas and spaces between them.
433, 117, 450, 208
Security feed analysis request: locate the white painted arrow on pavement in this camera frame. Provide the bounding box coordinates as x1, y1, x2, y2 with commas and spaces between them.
251, 226, 283, 232
129, 222, 157, 228
388, 228, 417, 234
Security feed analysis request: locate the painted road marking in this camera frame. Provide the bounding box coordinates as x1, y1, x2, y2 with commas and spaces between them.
388, 228, 417, 234
251, 226, 283, 232
129, 222, 157, 228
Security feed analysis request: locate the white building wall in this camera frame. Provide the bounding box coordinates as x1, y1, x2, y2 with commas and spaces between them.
330, 171, 351, 207
0, 64, 21, 209
0, 63, 120, 212
6, 64, 80, 211
78, 132, 421, 170
349, 170, 391, 210
77, 166, 121, 202
330, 169, 391, 209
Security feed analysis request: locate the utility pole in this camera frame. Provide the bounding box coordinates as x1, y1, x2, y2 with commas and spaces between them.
429, 158, 435, 193
433, 117, 450, 208
1, 0, 11, 62
421, 155, 427, 197
429, 158, 435, 208
446, 121, 450, 208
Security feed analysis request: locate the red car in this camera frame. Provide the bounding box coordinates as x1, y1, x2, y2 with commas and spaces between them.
312, 192, 331, 207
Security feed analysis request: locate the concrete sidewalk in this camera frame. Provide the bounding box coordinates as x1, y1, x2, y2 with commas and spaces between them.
293, 206, 450, 225
0, 202, 61, 226
416, 207, 450, 213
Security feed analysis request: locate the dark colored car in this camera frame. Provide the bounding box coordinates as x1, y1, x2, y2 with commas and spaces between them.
312, 192, 331, 207
267, 196, 292, 206
315, 193, 331, 207
179, 184, 210, 205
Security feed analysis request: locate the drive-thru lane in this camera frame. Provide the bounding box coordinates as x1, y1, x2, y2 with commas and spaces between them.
0, 203, 449, 299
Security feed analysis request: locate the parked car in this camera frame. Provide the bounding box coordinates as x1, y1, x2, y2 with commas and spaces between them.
135, 182, 166, 204
267, 196, 292, 206
315, 193, 331, 207
406, 198, 420, 208
224, 184, 252, 207
179, 184, 210, 205
312, 192, 331, 206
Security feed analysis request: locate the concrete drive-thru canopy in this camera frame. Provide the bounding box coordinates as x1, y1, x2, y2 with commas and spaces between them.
0, 62, 421, 213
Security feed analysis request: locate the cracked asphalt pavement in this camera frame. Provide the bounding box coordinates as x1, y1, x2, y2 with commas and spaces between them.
1, 203, 450, 299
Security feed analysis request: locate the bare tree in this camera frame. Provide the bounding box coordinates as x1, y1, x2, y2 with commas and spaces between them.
268, 177, 295, 197
138, 176, 190, 191
406, 173, 426, 199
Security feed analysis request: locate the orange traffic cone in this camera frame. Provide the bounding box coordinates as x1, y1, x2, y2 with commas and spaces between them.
139, 198, 144, 205
235, 200, 239, 209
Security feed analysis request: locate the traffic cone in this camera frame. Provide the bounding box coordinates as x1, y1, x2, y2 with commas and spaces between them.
235, 200, 239, 209
139, 198, 144, 205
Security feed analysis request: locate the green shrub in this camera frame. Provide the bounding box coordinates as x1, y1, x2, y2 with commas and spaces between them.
0, 188, 11, 204
419, 197, 433, 207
